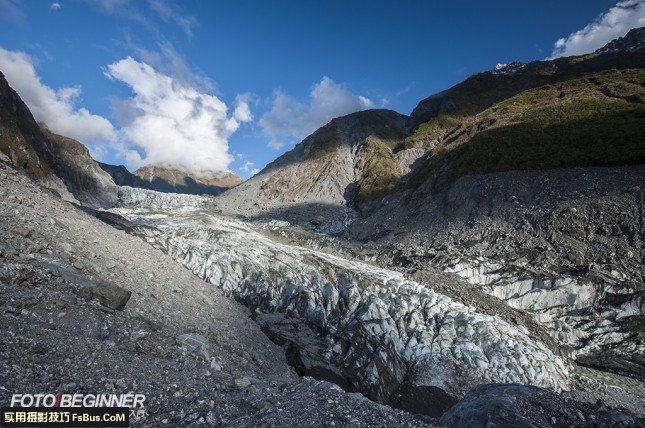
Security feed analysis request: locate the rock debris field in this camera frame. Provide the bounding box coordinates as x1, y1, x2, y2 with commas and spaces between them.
1, 160, 644, 426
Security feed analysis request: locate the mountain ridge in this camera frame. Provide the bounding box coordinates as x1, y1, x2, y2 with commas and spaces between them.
134, 164, 242, 193
215, 109, 419, 219
0, 70, 106, 204
408, 26, 645, 134
217, 27, 645, 222
98, 162, 241, 196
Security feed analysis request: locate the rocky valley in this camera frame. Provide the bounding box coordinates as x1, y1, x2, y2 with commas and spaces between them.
1, 26, 644, 428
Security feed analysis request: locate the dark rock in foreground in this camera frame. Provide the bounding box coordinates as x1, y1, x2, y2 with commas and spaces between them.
441, 383, 643, 427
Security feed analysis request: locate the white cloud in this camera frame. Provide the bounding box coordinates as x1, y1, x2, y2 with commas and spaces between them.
146, 0, 197, 37
0, 0, 25, 24
50, 2, 61, 10
268, 139, 286, 150
239, 160, 260, 177
240, 160, 254, 172
130, 41, 215, 92
88, 0, 197, 36
233, 93, 253, 123
88, 0, 148, 27
259, 76, 373, 149
0, 47, 116, 144
91, 0, 132, 14
105, 57, 239, 175
550, 0, 645, 58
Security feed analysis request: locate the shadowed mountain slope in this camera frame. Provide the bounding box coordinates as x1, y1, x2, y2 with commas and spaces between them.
0, 71, 114, 205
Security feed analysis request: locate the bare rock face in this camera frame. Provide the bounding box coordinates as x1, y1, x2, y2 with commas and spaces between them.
39, 126, 118, 207
0, 72, 77, 202
215, 109, 425, 221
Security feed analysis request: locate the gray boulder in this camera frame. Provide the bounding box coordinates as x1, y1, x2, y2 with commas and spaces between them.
176, 333, 211, 360
81, 282, 132, 310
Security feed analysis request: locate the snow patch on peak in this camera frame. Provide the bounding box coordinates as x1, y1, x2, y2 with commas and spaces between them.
490, 61, 526, 75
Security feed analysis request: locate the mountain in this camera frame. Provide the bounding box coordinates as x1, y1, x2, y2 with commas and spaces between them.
0, 71, 49, 179
216, 109, 421, 222
399, 27, 645, 190
39, 125, 118, 206
96, 162, 140, 187
597, 27, 644, 54
407, 26, 645, 134
133, 165, 242, 194
219, 27, 645, 225
407, 68, 645, 189
0, 70, 116, 205
344, 29, 645, 380
98, 162, 241, 196
1, 71, 238, 204
214, 29, 645, 380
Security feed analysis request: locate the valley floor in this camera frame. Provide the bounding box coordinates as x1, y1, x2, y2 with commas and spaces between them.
0, 161, 429, 427
1, 160, 644, 427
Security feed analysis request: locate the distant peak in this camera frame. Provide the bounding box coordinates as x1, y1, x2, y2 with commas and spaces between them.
596, 26, 644, 54
489, 61, 526, 75
135, 164, 240, 181
133, 164, 242, 189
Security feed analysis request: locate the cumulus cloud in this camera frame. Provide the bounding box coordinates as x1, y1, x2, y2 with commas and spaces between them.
105, 57, 240, 175
259, 76, 373, 149
0, 47, 116, 144
550, 0, 645, 58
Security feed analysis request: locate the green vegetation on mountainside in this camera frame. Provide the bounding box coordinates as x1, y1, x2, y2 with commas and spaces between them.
355, 136, 402, 207
352, 112, 409, 208
407, 46, 645, 145
408, 68, 645, 187
263, 110, 409, 208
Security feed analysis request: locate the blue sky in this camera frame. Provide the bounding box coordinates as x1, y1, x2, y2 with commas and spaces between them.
0, 0, 642, 178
